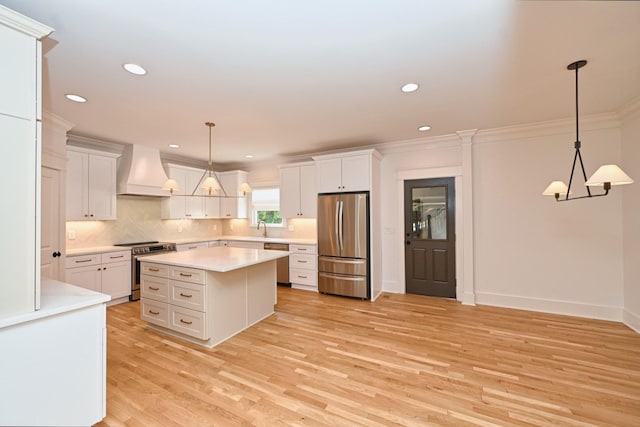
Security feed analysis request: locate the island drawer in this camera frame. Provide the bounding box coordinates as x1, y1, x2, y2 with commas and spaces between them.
141, 299, 169, 328
290, 268, 318, 286
140, 275, 169, 303
290, 244, 316, 255
170, 280, 206, 311
141, 262, 169, 278
66, 253, 100, 268
169, 266, 205, 285
290, 253, 317, 270
170, 306, 208, 340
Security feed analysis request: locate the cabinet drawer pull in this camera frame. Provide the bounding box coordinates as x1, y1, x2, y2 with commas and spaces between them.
179, 293, 193, 298
75, 258, 93, 263
109, 255, 124, 259
297, 260, 308, 264
188, 246, 197, 249
148, 309, 160, 315
298, 248, 307, 251
298, 275, 308, 279
148, 268, 160, 272
149, 286, 160, 291
179, 273, 192, 277
179, 319, 193, 325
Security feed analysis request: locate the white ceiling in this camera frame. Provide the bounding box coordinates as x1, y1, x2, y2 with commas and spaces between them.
3, 1, 640, 166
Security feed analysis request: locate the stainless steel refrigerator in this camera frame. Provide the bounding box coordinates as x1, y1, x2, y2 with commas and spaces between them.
317, 192, 370, 299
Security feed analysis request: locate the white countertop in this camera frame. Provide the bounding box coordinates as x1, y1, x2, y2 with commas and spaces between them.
141, 246, 290, 272
66, 245, 124, 256
0, 280, 110, 329
67, 236, 317, 256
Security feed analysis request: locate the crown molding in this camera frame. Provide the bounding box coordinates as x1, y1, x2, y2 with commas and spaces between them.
0, 5, 53, 39
473, 112, 620, 145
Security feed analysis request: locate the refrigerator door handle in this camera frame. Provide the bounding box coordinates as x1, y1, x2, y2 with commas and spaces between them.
334, 200, 341, 252
338, 200, 344, 252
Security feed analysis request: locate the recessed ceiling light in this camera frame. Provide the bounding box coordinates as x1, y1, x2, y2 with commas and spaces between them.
123, 63, 147, 75
418, 125, 431, 131
168, 144, 180, 148
401, 83, 419, 93
65, 94, 87, 103
244, 154, 254, 159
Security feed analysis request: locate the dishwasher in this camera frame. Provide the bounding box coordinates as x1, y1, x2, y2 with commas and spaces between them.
263, 243, 290, 286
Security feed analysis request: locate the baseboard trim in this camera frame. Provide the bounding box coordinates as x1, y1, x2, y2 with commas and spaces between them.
476, 292, 623, 322
623, 308, 640, 334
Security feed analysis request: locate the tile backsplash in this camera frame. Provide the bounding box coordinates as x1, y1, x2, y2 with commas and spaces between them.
66, 196, 316, 249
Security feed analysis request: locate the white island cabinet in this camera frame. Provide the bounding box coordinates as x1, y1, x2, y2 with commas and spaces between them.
139, 246, 288, 348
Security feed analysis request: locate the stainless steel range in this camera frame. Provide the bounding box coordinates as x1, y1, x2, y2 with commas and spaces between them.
113, 241, 177, 301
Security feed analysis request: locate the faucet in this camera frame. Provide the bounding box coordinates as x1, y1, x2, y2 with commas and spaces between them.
257, 220, 267, 237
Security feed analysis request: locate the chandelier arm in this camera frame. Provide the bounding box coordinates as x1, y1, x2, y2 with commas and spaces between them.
575, 147, 592, 197
565, 148, 580, 200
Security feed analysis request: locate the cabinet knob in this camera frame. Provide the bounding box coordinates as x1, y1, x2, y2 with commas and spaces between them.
52, 251, 61, 258
90, 214, 94, 217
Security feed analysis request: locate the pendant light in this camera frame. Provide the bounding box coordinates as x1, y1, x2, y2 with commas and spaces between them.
543, 60, 633, 201
163, 122, 252, 198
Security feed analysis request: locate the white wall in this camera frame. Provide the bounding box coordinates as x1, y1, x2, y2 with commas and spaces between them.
472, 116, 625, 320
620, 99, 640, 332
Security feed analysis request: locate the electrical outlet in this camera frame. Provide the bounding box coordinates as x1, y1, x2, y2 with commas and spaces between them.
213, 224, 217, 231
178, 224, 182, 233
287, 224, 294, 232
67, 229, 76, 240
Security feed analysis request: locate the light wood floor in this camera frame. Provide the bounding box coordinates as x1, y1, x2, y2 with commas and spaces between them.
96, 288, 640, 426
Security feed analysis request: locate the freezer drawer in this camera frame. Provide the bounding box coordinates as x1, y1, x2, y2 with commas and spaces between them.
318, 272, 368, 299
318, 256, 367, 276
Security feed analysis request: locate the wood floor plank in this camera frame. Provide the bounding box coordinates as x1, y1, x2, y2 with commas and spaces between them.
95, 288, 640, 426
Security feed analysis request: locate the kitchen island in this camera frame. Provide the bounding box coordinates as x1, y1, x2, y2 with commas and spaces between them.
139, 246, 288, 348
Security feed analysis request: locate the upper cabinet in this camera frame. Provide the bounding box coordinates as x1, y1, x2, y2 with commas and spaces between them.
161, 163, 221, 219
161, 164, 206, 219
279, 162, 316, 218
313, 150, 380, 194
0, 6, 53, 316
218, 170, 249, 219
66, 147, 118, 220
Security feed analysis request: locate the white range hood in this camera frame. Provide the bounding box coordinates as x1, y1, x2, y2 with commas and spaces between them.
117, 144, 169, 197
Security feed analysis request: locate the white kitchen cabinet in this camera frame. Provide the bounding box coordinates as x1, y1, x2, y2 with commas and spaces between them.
314, 152, 376, 193
66, 147, 119, 220
65, 250, 131, 300
280, 162, 317, 218
289, 244, 318, 292
161, 164, 208, 219
218, 170, 249, 218
0, 7, 52, 317
177, 241, 209, 252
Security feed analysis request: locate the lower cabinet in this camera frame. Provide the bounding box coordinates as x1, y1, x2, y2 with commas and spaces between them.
289, 244, 318, 292
65, 251, 131, 300
140, 262, 208, 340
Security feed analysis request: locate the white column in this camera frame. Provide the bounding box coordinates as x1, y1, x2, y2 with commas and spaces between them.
456, 129, 477, 306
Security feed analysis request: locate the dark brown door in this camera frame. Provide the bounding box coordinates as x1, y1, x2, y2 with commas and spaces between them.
404, 178, 456, 298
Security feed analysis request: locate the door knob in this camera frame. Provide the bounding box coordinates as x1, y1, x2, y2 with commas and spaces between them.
405, 240, 411, 245
52, 251, 61, 257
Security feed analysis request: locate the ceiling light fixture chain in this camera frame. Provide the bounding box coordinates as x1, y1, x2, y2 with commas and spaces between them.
542, 60, 633, 201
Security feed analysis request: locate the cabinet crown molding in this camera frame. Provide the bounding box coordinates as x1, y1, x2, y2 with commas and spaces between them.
0, 5, 53, 39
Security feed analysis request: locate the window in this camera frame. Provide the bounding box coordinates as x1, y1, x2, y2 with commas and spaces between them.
250, 187, 282, 226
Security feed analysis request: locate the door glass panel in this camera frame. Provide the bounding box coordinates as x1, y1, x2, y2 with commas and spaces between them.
411, 186, 447, 240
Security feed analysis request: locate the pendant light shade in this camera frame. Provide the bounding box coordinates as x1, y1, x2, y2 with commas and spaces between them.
162, 178, 181, 194
585, 164, 634, 187
542, 181, 570, 197
543, 60, 633, 201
